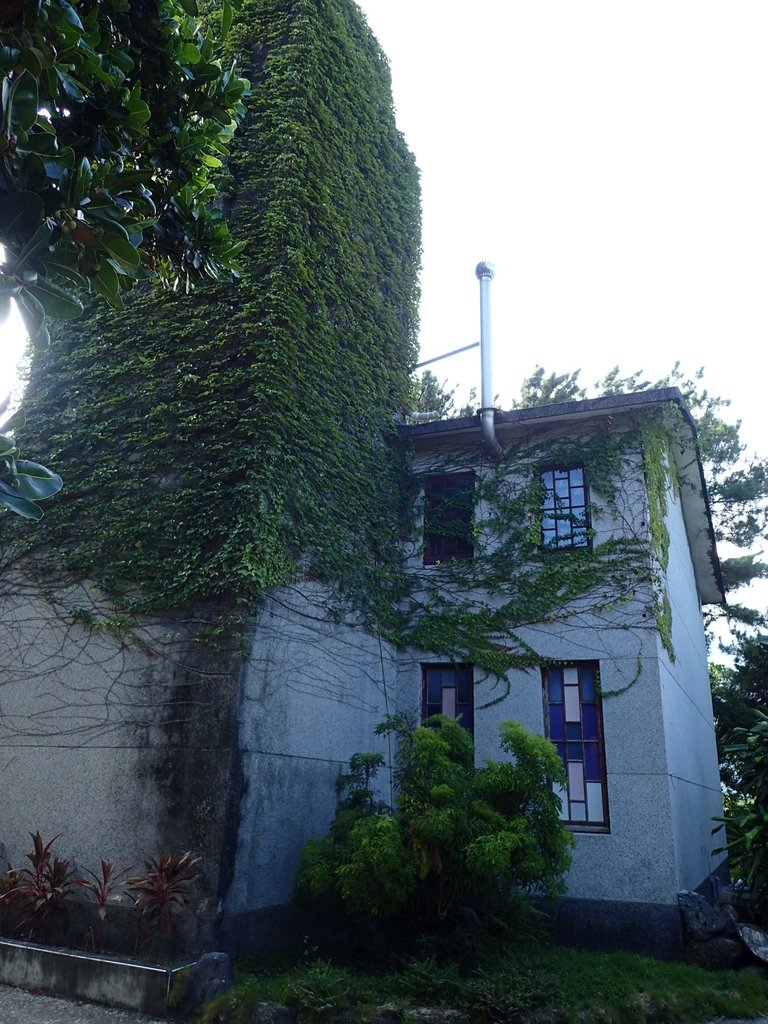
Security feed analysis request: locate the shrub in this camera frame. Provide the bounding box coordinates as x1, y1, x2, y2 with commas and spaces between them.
295, 716, 573, 932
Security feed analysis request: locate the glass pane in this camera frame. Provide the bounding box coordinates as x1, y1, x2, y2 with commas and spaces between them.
570, 802, 587, 822
549, 704, 565, 740
570, 467, 584, 486
580, 666, 596, 700
563, 666, 579, 685
555, 741, 566, 765
567, 742, 583, 759
547, 669, 563, 701
556, 478, 570, 497
586, 782, 605, 823
568, 761, 585, 801
566, 721, 582, 740
541, 471, 553, 490
553, 780, 568, 820
564, 685, 580, 722
571, 487, 585, 507
427, 671, 442, 703
582, 704, 598, 739
456, 704, 473, 731
457, 670, 472, 702
442, 687, 456, 718
584, 744, 601, 781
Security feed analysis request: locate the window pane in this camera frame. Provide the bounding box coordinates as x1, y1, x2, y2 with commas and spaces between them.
547, 669, 563, 701
427, 671, 442, 703
549, 704, 565, 740
568, 761, 585, 801
582, 704, 598, 739
442, 687, 456, 718
457, 670, 472, 703
584, 744, 602, 781
566, 721, 582, 740
586, 782, 605, 823
580, 666, 596, 700
564, 685, 580, 722
570, 802, 587, 822
570, 467, 584, 486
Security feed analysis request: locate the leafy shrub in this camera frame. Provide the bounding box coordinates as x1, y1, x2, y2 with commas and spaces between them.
717, 711, 768, 921
295, 716, 573, 932
74, 859, 128, 951
10, 831, 75, 940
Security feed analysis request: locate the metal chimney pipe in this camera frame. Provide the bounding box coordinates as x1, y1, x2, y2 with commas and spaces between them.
475, 261, 502, 457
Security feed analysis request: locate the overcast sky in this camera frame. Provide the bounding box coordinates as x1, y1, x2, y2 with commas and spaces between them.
356, 1, 768, 455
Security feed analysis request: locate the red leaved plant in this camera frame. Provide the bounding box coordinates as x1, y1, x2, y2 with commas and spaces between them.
74, 859, 128, 951
13, 831, 74, 940
126, 851, 201, 948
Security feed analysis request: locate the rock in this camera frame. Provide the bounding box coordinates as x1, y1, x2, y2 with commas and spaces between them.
251, 1001, 298, 1024
404, 1009, 468, 1024
369, 1004, 403, 1024
677, 890, 736, 940
683, 936, 745, 970
175, 951, 234, 1017
737, 922, 768, 965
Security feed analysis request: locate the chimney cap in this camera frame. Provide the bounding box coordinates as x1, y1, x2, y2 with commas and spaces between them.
475, 261, 495, 280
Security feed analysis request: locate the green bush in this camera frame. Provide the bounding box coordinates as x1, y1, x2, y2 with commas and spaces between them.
295, 716, 573, 931
718, 710, 768, 921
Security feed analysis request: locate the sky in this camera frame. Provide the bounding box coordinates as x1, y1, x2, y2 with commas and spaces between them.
356, 1, 768, 455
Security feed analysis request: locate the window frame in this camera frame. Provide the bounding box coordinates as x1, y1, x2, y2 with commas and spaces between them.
542, 661, 609, 833
422, 471, 475, 566
421, 663, 474, 735
539, 464, 591, 551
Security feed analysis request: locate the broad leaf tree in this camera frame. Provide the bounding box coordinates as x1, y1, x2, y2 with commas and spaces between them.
0, 0, 248, 343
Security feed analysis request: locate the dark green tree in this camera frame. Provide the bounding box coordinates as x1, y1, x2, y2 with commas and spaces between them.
0, 0, 249, 342
712, 635, 768, 790
295, 716, 572, 930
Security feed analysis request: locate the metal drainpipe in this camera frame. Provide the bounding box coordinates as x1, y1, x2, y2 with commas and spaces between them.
476, 261, 503, 457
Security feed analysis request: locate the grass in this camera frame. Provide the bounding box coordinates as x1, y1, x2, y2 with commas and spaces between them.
195, 936, 768, 1024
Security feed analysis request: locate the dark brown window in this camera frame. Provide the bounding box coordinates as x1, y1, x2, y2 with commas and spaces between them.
541, 466, 589, 549
422, 663, 473, 734
423, 472, 474, 565
542, 662, 608, 830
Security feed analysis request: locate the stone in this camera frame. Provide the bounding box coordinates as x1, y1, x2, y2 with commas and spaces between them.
683, 936, 745, 970
175, 951, 234, 1017
737, 923, 768, 965
369, 1004, 403, 1024
404, 1009, 468, 1024
251, 1001, 298, 1024
677, 890, 735, 940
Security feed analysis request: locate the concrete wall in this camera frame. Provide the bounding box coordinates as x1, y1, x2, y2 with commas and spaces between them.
0, 579, 241, 949
220, 583, 398, 921
658, 479, 724, 891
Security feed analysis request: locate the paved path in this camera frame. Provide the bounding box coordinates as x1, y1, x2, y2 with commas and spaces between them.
0, 983, 167, 1023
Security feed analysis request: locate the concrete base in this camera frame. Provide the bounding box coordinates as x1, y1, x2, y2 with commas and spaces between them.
0, 939, 193, 1015
539, 897, 685, 960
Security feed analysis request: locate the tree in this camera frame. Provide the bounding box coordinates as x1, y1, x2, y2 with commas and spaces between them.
295, 716, 572, 931
0, 0, 249, 344
712, 634, 768, 790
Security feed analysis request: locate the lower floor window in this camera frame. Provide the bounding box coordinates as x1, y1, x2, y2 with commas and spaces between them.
422, 663, 473, 734
543, 661, 608, 829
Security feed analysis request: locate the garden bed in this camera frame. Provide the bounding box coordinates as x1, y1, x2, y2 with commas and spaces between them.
0, 937, 193, 1015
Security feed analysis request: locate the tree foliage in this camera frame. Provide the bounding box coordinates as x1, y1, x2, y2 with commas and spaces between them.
0, 0, 249, 343
295, 717, 573, 930
712, 635, 768, 791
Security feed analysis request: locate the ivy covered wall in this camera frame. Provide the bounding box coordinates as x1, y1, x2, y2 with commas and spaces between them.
12, 0, 421, 620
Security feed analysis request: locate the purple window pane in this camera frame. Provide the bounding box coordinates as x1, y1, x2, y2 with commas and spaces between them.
556, 742, 566, 766
547, 669, 563, 701
426, 702, 441, 719
427, 672, 442, 703
549, 704, 565, 740
567, 742, 583, 760
580, 666, 596, 700
584, 744, 601, 781
566, 721, 582, 740
457, 670, 472, 702
582, 704, 598, 739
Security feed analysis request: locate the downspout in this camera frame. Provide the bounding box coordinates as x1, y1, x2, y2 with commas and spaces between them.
476, 261, 503, 457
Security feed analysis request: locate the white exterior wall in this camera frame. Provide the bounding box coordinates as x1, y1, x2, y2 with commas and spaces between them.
223, 583, 398, 915
658, 479, 724, 890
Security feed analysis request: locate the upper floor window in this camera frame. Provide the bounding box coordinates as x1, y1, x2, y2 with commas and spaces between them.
422, 663, 473, 734
541, 466, 589, 549
542, 661, 608, 830
423, 472, 475, 565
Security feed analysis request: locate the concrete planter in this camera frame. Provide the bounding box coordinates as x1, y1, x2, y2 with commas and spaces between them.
0, 937, 193, 1015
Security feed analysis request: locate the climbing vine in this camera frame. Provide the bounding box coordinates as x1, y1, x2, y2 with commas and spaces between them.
10, 0, 420, 636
